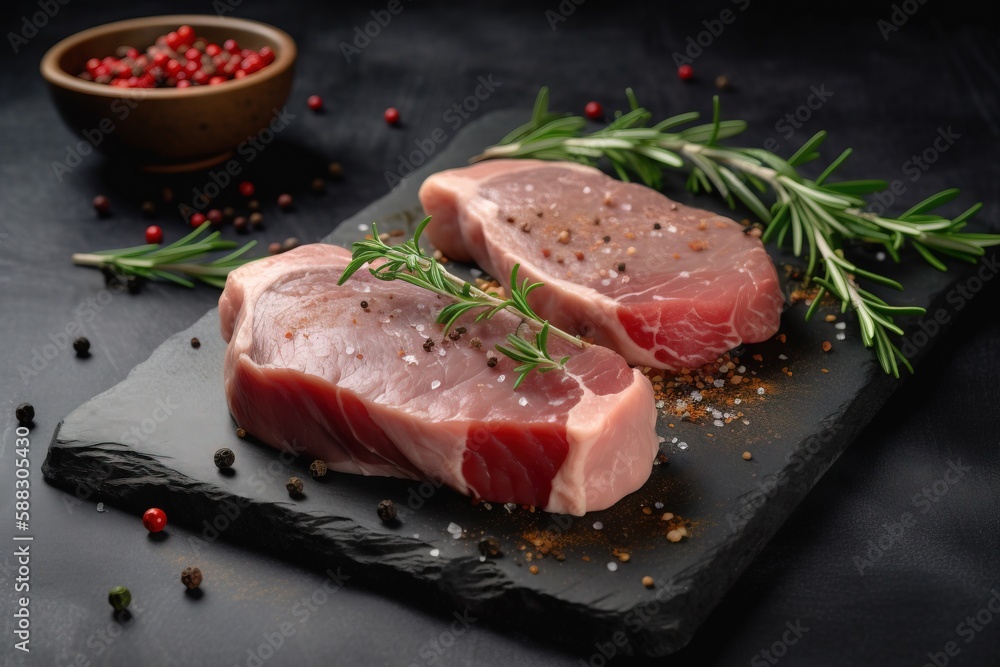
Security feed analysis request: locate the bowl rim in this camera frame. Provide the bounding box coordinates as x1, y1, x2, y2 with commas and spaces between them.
40, 14, 297, 99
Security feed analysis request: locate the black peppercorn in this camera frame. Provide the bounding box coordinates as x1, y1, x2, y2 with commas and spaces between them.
617, 262, 626, 272
73, 336, 91, 358
222, 206, 236, 222
190, 337, 201, 349
214, 448, 235, 469
478, 536, 501, 558
180, 567, 203, 590
360, 300, 369, 309
487, 356, 498, 368
311, 178, 326, 194
286, 477, 304, 497
15, 403, 34, 427
423, 338, 435, 352
236, 427, 247, 438
448, 330, 461, 341
249, 212, 264, 229
309, 460, 328, 478
328, 162, 344, 179
653, 223, 661, 230
377, 499, 397, 522
248, 200, 261, 212
456, 327, 466, 335
603, 236, 611, 243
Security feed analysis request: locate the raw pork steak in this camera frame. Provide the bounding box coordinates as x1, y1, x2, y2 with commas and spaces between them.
419, 160, 784, 369
219, 244, 657, 516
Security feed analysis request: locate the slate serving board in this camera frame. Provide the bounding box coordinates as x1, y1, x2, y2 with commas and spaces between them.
42, 110, 986, 657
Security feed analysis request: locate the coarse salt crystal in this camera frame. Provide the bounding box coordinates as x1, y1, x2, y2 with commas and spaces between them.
654, 502, 664, 509
677, 442, 688, 450
358, 223, 370, 231
757, 387, 765, 395
876, 252, 886, 261
504, 503, 517, 513
713, 379, 725, 388
778, 354, 788, 360
671, 437, 678, 443
429, 548, 440, 557
836, 333, 846, 340
655, 400, 665, 409
607, 562, 618, 572
431, 380, 441, 390
470, 268, 483, 277
345, 347, 355, 355
734, 398, 741, 405
738, 366, 746, 373
402, 355, 418, 365
714, 419, 724, 427
518, 396, 528, 407
593, 521, 603, 530
497, 374, 505, 383
835, 322, 847, 330
712, 410, 723, 419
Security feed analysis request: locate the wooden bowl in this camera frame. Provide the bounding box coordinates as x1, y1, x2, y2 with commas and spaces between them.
40, 15, 296, 172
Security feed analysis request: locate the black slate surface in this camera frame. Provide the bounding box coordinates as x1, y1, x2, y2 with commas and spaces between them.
40, 108, 993, 656
4, 1, 1000, 665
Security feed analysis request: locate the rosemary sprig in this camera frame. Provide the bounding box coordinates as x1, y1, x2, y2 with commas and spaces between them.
72, 222, 257, 288
474, 88, 1000, 376
338, 216, 579, 388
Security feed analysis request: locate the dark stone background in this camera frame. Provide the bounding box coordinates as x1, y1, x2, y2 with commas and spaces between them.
1, 1, 998, 665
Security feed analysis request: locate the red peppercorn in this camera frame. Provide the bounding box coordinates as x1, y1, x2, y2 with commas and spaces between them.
165, 31, 182, 51
205, 43, 221, 57
584, 101, 603, 120
209, 76, 226, 85
142, 507, 167, 533
224, 39, 240, 54
239, 181, 255, 197
145, 225, 163, 244
384, 107, 401, 125
184, 47, 202, 62
177, 24, 195, 43
190, 212, 207, 227
176, 79, 191, 89
259, 46, 275, 65
678, 64, 694, 81
277, 194, 293, 210
207, 209, 224, 225
307, 95, 323, 111
92, 195, 110, 215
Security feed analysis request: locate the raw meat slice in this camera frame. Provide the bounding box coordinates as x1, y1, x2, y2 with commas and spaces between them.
219, 244, 657, 515
419, 159, 784, 369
